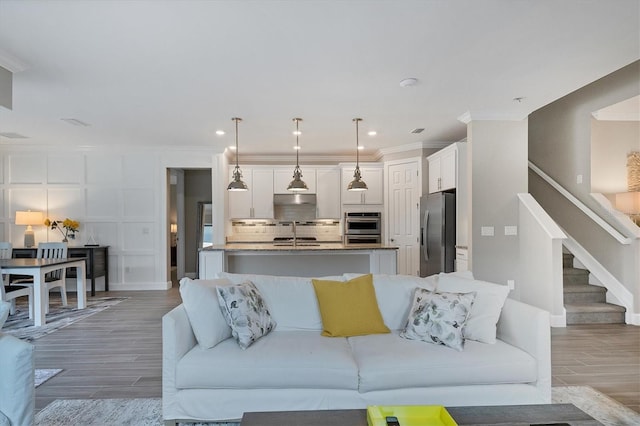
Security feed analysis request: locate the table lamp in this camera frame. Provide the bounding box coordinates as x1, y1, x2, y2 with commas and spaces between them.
615, 191, 640, 226
15, 210, 44, 248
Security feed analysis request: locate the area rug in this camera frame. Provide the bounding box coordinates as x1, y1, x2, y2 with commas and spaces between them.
35, 369, 63, 388
552, 386, 640, 426
2, 297, 127, 341
34, 386, 640, 426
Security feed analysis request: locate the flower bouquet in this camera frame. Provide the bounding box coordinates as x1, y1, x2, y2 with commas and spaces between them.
45, 218, 80, 242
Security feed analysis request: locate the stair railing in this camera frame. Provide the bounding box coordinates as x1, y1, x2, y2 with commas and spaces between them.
528, 161, 633, 245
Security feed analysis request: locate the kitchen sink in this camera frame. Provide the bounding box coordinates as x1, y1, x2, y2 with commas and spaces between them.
273, 242, 320, 247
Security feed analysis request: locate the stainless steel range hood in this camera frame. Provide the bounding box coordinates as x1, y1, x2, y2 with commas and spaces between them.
273, 193, 317, 221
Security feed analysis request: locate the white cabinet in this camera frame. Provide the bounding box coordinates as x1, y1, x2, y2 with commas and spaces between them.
228, 167, 274, 218
273, 167, 317, 193
341, 166, 383, 205
315, 167, 341, 218
428, 145, 457, 193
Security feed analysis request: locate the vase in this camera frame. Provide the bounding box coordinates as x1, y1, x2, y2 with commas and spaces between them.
62, 237, 68, 243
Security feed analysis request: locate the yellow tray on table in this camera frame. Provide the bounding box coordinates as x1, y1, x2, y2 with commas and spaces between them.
367, 405, 457, 426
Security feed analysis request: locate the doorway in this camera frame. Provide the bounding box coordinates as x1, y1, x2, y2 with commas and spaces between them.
168, 168, 212, 285
386, 159, 421, 275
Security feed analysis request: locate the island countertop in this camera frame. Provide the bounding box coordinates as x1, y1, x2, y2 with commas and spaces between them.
202, 243, 398, 252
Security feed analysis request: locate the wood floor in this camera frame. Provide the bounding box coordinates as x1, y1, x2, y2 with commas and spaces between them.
30, 289, 640, 414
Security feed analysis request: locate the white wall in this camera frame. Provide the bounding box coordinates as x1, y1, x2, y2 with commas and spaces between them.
466, 119, 528, 285
518, 194, 567, 326
529, 60, 640, 314
591, 119, 640, 194
1, 145, 218, 290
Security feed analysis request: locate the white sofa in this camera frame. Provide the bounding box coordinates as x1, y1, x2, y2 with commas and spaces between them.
0, 301, 35, 426
162, 273, 551, 424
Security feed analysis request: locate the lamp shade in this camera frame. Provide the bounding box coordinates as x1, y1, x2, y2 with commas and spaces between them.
15, 210, 44, 226
615, 192, 640, 214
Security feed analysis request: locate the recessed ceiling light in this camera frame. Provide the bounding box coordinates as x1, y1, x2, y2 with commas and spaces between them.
228, 145, 236, 151
292, 130, 302, 136
293, 145, 301, 150
216, 130, 225, 136
61, 118, 90, 127
358, 146, 364, 150
367, 131, 377, 136
0, 132, 28, 139
399, 78, 418, 87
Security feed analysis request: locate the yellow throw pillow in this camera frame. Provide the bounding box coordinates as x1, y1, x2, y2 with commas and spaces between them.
312, 274, 390, 337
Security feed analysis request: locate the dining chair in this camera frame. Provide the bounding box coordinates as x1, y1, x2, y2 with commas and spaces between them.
12, 242, 68, 313
0, 242, 33, 318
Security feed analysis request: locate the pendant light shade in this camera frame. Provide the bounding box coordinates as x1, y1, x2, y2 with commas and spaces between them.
227, 117, 248, 191
287, 117, 308, 192
347, 117, 368, 191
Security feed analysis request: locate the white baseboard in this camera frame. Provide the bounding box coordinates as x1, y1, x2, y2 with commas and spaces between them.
550, 309, 567, 328
108, 281, 172, 291
626, 312, 640, 326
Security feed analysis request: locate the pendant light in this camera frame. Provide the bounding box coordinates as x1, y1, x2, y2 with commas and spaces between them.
347, 117, 368, 191
287, 117, 308, 192
227, 117, 248, 191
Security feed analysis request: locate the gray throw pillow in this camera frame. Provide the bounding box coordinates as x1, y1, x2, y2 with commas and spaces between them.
216, 280, 276, 349
401, 288, 476, 351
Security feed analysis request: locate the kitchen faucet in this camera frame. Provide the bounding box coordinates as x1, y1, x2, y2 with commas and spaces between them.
292, 221, 297, 247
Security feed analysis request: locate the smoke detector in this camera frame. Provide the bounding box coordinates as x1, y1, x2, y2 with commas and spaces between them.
400, 78, 418, 87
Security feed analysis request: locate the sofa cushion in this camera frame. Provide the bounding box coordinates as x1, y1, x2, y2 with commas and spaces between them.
348, 332, 537, 393
343, 273, 438, 331
216, 281, 276, 349
217, 272, 344, 331
176, 331, 359, 390
179, 278, 232, 349
401, 289, 476, 351
438, 273, 510, 344
312, 274, 390, 337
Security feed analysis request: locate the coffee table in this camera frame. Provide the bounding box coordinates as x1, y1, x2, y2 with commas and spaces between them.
241, 404, 601, 425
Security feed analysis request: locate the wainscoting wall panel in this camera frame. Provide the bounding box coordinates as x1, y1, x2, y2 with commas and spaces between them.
85, 187, 120, 218
47, 188, 85, 218
9, 154, 46, 184
47, 154, 83, 184
1, 147, 218, 290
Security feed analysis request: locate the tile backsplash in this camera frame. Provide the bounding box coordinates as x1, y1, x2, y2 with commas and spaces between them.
227, 220, 342, 243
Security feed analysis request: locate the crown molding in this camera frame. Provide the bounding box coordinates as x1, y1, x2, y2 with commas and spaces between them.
592, 111, 640, 121
0, 49, 28, 73
378, 140, 451, 156
457, 110, 527, 124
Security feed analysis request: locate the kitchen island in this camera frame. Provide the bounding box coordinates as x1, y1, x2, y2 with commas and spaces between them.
198, 243, 398, 279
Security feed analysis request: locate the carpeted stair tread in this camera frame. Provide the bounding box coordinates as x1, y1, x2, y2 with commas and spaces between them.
563, 267, 589, 276
565, 302, 626, 313
565, 302, 626, 325
563, 283, 606, 293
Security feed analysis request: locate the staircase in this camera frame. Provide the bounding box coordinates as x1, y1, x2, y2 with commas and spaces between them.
563, 252, 626, 324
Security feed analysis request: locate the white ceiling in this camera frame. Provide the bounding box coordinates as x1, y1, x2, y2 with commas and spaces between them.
0, 0, 638, 159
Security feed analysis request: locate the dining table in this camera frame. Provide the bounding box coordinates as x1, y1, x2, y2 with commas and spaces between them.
0, 257, 87, 327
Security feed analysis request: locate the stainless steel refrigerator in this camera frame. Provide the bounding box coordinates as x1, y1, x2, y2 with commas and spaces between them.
420, 192, 456, 277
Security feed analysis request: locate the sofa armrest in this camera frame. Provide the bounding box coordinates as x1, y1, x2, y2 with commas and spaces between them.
162, 304, 197, 419
0, 333, 35, 426
497, 298, 551, 402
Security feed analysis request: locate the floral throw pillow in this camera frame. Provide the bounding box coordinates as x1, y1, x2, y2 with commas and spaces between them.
216, 280, 276, 349
401, 288, 476, 351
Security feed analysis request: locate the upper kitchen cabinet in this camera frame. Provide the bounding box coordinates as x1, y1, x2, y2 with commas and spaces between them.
315, 167, 341, 218
341, 165, 383, 205
427, 144, 458, 193
273, 167, 317, 194
228, 167, 274, 219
